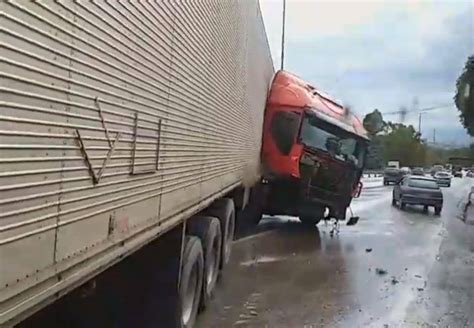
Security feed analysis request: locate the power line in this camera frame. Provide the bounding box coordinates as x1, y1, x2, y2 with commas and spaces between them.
382, 104, 454, 116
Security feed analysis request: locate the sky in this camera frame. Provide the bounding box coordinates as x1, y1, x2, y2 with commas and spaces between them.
260, 0, 474, 146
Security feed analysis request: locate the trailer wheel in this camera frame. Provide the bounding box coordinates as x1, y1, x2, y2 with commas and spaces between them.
180, 236, 204, 328
299, 216, 322, 225
299, 206, 324, 226
206, 198, 235, 269
187, 216, 221, 310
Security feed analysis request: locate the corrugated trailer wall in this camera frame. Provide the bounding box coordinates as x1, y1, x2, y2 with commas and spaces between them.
0, 0, 274, 323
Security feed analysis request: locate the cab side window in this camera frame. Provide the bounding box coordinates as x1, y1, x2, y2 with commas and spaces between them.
270, 111, 300, 155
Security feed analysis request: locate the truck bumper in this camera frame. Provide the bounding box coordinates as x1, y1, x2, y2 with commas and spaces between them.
262, 176, 351, 220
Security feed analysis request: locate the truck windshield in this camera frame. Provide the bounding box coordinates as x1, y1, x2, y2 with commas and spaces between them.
300, 114, 365, 167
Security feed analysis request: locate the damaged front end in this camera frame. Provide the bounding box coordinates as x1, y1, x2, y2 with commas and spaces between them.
299, 149, 362, 221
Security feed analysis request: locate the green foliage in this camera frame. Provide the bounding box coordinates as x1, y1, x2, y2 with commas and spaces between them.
363, 109, 386, 169
379, 122, 427, 167
363, 108, 474, 169
365, 135, 384, 169
425, 145, 474, 166
363, 109, 384, 136
455, 55, 474, 135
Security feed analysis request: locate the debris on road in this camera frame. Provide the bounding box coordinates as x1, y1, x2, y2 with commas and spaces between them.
376, 268, 388, 275
391, 276, 399, 285
365, 248, 373, 252
415, 274, 422, 278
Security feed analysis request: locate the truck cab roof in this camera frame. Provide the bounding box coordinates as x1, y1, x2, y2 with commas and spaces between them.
267, 70, 369, 140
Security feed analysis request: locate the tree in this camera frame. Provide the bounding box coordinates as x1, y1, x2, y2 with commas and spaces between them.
379, 123, 427, 167
363, 109, 386, 169
363, 109, 384, 136
455, 55, 474, 135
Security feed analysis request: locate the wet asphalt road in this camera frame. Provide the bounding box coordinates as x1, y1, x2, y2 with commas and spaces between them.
196, 177, 474, 328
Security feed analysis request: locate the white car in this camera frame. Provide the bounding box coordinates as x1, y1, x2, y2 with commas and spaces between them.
400, 167, 412, 175
434, 171, 452, 187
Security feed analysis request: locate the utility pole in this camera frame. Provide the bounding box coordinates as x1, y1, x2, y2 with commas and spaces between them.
280, 0, 286, 70
418, 112, 422, 134
433, 128, 436, 144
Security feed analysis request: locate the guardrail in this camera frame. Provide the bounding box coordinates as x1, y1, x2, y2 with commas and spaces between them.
363, 170, 384, 178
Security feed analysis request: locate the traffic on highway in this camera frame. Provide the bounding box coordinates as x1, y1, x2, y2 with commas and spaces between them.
196, 172, 474, 328
1, 1, 472, 327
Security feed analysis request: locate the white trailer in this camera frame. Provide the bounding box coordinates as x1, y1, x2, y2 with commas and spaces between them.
0, 1, 274, 326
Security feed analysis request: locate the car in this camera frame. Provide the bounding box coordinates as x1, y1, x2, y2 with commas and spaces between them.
434, 171, 452, 187
430, 165, 444, 177
392, 175, 443, 215
383, 167, 403, 185
411, 167, 425, 176
452, 170, 463, 178
400, 167, 412, 175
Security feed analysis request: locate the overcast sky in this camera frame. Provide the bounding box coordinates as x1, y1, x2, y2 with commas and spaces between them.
260, 0, 474, 146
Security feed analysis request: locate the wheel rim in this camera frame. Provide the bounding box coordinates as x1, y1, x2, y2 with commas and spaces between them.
182, 263, 198, 326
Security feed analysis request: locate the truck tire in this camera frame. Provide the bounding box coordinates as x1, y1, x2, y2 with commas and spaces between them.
299, 216, 322, 225
180, 236, 204, 328
435, 206, 442, 215
205, 198, 235, 269
187, 216, 221, 310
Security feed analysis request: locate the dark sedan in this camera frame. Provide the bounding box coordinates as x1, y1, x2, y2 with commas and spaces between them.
452, 169, 462, 178
392, 175, 443, 215
412, 167, 425, 176
383, 168, 403, 185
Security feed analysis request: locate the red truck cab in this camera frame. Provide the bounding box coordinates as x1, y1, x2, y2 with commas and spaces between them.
260, 70, 369, 224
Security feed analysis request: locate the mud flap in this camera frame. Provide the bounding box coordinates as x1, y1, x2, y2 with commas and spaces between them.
346, 206, 359, 226
347, 216, 360, 226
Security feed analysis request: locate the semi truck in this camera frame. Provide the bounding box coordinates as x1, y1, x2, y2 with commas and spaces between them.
0, 1, 273, 327
256, 71, 369, 225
